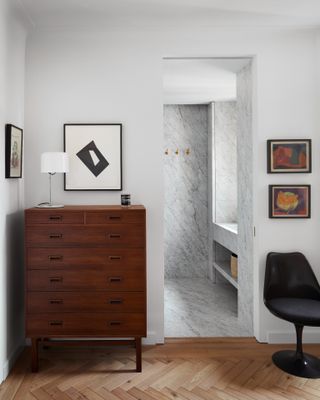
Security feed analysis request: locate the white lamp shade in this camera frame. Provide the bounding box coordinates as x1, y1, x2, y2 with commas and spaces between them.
41, 152, 69, 173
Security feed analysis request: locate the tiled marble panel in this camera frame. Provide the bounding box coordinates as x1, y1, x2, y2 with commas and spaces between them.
164, 105, 208, 278
165, 278, 250, 337
237, 62, 253, 335
214, 101, 237, 223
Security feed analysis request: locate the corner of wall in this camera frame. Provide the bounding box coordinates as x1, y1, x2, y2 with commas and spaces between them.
1, 342, 24, 384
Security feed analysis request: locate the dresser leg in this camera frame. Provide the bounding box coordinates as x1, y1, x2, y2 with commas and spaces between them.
135, 337, 142, 372
31, 338, 39, 372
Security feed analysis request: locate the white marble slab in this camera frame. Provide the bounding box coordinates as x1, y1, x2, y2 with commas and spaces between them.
165, 278, 250, 337
164, 105, 209, 278
237, 62, 253, 335
214, 101, 237, 223
213, 222, 238, 255
216, 222, 238, 234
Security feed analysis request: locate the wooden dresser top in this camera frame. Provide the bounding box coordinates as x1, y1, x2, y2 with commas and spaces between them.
26, 205, 145, 211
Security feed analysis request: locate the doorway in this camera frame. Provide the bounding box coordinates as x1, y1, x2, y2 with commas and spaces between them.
163, 57, 254, 337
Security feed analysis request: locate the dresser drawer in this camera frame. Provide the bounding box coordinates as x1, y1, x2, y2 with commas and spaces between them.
27, 268, 145, 291
26, 313, 146, 336
26, 210, 84, 225
86, 210, 145, 224
27, 248, 144, 269
26, 225, 145, 247
27, 292, 145, 313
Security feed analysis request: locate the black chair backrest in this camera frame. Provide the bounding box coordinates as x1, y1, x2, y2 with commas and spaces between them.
264, 252, 320, 302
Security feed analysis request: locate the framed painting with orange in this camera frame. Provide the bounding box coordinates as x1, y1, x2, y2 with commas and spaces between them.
269, 185, 310, 218
267, 139, 311, 173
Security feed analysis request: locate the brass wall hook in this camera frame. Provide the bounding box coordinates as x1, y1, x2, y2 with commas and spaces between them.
185, 148, 190, 155
175, 149, 179, 155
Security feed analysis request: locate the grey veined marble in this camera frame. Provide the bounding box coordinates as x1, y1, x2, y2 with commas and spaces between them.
237, 62, 253, 335
165, 278, 250, 337
214, 101, 237, 223
164, 105, 208, 278
213, 222, 238, 255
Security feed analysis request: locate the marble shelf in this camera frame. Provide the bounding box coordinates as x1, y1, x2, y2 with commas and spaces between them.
213, 222, 238, 255
213, 260, 238, 290
214, 222, 238, 234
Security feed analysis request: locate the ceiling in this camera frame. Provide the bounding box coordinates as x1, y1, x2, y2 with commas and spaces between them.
163, 58, 250, 104
18, 0, 320, 29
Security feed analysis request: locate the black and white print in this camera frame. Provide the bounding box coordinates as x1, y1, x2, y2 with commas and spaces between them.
64, 124, 122, 190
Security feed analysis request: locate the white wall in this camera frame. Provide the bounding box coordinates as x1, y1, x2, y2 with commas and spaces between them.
24, 26, 319, 344
0, 0, 27, 383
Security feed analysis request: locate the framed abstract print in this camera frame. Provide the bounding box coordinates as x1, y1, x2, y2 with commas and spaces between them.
64, 123, 122, 191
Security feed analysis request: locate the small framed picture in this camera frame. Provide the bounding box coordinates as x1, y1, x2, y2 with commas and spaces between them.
5, 124, 23, 178
267, 139, 311, 173
269, 185, 311, 218
64, 123, 122, 191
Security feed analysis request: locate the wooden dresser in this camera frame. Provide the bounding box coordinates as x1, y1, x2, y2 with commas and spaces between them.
25, 205, 146, 372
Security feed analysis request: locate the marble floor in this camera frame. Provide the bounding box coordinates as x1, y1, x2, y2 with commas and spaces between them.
164, 278, 250, 337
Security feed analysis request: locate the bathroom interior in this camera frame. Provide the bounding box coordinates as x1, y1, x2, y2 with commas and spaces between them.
163, 58, 254, 337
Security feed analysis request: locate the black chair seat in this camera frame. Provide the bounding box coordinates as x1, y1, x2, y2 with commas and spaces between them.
268, 298, 320, 326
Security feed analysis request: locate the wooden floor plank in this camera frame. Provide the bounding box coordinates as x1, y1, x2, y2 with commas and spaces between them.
2, 340, 320, 400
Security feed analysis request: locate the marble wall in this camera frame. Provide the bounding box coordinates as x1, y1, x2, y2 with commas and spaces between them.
214, 101, 237, 223
237, 62, 253, 335
164, 105, 208, 278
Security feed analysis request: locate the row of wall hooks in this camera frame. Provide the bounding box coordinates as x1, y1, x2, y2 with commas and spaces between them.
165, 148, 191, 155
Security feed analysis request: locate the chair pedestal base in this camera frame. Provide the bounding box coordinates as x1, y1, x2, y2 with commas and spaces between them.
272, 350, 320, 378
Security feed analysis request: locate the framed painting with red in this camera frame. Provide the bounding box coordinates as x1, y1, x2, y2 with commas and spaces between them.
267, 139, 311, 173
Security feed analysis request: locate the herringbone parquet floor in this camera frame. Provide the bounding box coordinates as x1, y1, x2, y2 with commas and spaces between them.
1, 338, 320, 400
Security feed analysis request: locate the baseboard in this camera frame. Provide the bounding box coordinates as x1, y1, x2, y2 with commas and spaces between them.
143, 331, 164, 345
267, 328, 320, 344
1, 343, 24, 384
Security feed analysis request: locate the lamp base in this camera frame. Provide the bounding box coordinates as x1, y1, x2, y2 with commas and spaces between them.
36, 202, 65, 208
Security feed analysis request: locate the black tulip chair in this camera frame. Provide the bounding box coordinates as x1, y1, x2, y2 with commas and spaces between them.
264, 252, 320, 378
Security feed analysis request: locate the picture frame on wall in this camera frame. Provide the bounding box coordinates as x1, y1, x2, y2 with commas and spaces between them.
5, 124, 23, 178
64, 123, 122, 191
269, 184, 311, 218
267, 139, 311, 173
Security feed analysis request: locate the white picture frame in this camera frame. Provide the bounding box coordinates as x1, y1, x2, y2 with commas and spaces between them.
64, 123, 122, 191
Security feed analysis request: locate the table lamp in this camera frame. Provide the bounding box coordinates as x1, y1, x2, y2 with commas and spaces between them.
37, 152, 69, 208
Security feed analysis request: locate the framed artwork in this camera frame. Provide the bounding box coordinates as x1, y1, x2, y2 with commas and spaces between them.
64, 123, 122, 191
267, 139, 311, 173
269, 185, 311, 218
5, 124, 23, 178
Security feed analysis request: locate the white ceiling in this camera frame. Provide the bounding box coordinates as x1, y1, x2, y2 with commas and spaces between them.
163, 58, 250, 104
18, 0, 320, 29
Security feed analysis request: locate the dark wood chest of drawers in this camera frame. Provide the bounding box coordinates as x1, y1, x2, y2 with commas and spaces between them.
25, 205, 146, 372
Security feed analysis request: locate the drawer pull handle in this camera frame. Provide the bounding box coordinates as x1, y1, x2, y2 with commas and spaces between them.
109, 234, 121, 239
49, 215, 62, 221
109, 256, 122, 260
109, 277, 122, 283
108, 216, 121, 220
48, 255, 63, 261
49, 299, 63, 305
49, 277, 63, 283
49, 321, 63, 326
109, 299, 123, 304
49, 234, 63, 239
109, 321, 121, 326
